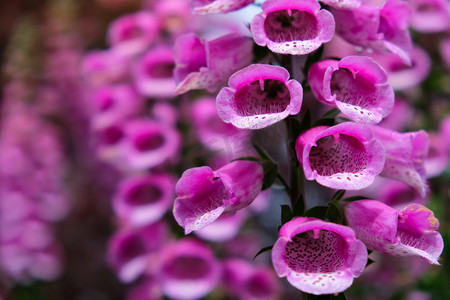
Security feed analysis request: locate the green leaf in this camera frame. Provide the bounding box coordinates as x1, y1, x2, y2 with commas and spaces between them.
252, 143, 271, 161
304, 206, 328, 220
281, 204, 292, 225
312, 118, 336, 127
231, 156, 261, 162
261, 160, 278, 190
292, 194, 305, 217
331, 190, 346, 203
253, 245, 273, 261
327, 202, 343, 223
342, 196, 371, 202
322, 108, 341, 119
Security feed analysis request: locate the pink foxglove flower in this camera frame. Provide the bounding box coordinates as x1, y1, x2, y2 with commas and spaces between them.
160, 239, 221, 300
173, 160, 263, 234
173, 33, 253, 94
409, 0, 450, 33
107, 222, 167, 283
424, 133, 449, 178
272, 217, 367, 295
379, 97, 414, 131
295, 123, 385, 190
81, 49, 129, 86
378, 180, 427, 208
345, 200, 444, 264
333, 0, 413, 65
190, 0, 254, 15
223, 259, 280, 300
107, 12, 160, 56
194, 210, 247, 242
120, 119, 181, 170
216, 64, 303, 129
251, 0, 335, 55
321, 0, 361, 9
368, 46, 431, 90
133, 46, 176, 98
308, 55, 394, 124
113, 173, 175, 226
370, 125, 429, 197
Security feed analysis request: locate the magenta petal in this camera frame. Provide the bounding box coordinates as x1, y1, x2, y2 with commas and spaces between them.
370, 126, 429, 197
173, 161, 263, 234
174, 33, 253, 94
272, 217, 367, 295
217, 64, 303, 129
191, 0, 254, 14
345, 200, 444, 264
308, 56, 394, 124
295, 123, 385, 190
251, 0, 335, 55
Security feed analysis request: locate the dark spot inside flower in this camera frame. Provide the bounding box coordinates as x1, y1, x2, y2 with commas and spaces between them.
234, 79, 290, 116
165, 255, 211, 279
264, 10, 318, 43
126, 183, 163, 205
331, 68, 377, 108
134, 132, 165, 152
147, 62, 175, 79
117, 234, 147, 262
101, 125, 124, 145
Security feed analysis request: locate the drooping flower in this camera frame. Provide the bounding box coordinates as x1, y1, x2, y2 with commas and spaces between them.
160, 238, 221, 300
120, 119, 181, 171
368, 46, 431, 90
370, 125, 429, 197
173, 33, 253, 94
251, 0, 335, 55
216, 64, 303, 129
107, 12, 160, 56
190, 0, 255, 15
333, 0, 413, 65
107, 222, 167, 283
272, 217, 368, 295
409, 0, 450, 33
173, 160, 263, 234
113, 173, 175, 226
295, 122, 385, 190
223, 259, 280, 300
133, 46, 176, 98
345, 200, 444, 264
308, 55, 394, 124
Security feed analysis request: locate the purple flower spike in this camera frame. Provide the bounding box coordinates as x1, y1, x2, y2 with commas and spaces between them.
173, 160, 263, 234
191, 0, 254, 15
295, 123, 385, 190
216, 64, 303, 129
107, 12, 160, 56
160, 238, 221, 300
308, 55, 394, 124
345, 200, 444, 264
251, 0, 335, 55
173, 33, 253, 95
370, 125, 429, 197
113, 173, 175, 226
333, 0, 413, 65
272, 217, 367, 295
133, 47, 176, 98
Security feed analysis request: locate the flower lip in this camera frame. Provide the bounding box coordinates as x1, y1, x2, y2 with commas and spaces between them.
217, 64, 303, 130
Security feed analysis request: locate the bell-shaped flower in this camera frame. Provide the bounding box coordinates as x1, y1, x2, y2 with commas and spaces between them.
333, 0, 413, 65
190, 0, 255, 15
107, 12, 160, 56
127, 276, 162, 300
308, 55, 394, 124
216, 64, 303, 129
409, 0, 450, 33
107, 222, 167, 283
120, 119, 181, 171
173, 160, 263, 234
320, 0, 361, 9
295, 122, 385, 190
113, 173, 175, 226
370, 125, 429, 197
378, 97, 414, 131
81, 49, 129, 86
378, 180, 427, 208
368, 46, 431, 90
345, 200, 444, 264
223, 259, 280, 300
272, 217, 368, 295
133, 46, 176, 98
173, 33, 253, 95
251, 0, 335, 55
160, 238, 221, 300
